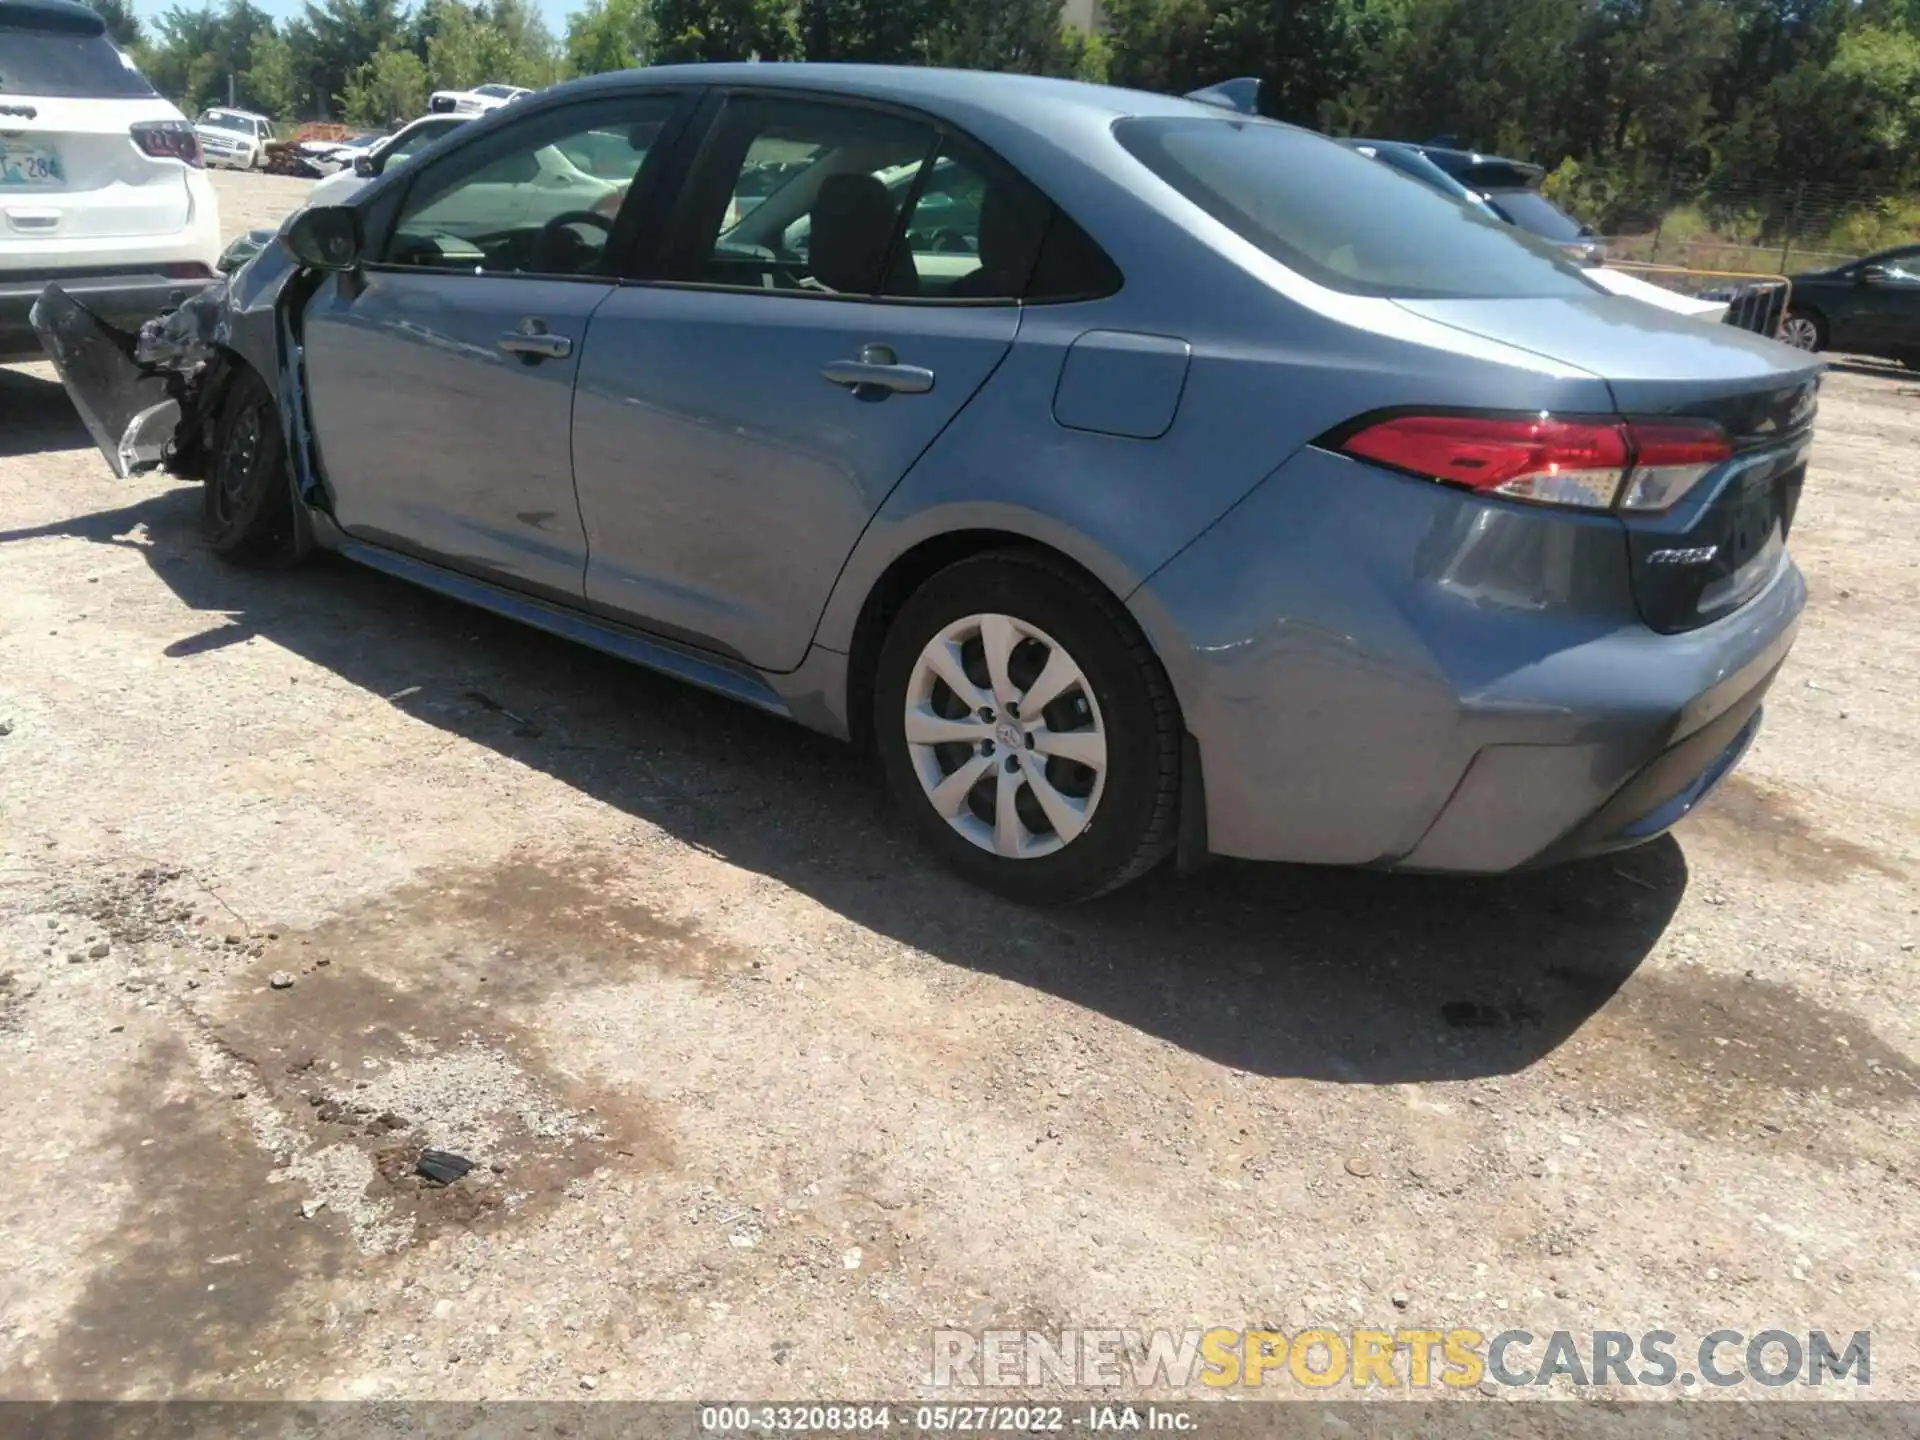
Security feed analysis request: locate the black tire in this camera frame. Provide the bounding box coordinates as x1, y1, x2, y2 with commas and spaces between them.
873, 549, 1181, 904
204, 366, 299, 566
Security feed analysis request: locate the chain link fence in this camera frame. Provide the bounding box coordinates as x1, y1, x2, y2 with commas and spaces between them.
1555, 173, 1920, 277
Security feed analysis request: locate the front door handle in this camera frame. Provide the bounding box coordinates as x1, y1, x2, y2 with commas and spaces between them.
822, 342, 934, 396
498, 316, 572, 361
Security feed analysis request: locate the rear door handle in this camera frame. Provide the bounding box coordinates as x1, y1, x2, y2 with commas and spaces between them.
498, 317, 572, 361
822, 343, 933, 396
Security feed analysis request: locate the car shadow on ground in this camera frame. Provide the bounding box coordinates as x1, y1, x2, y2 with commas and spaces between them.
2, 481, 1689, 1086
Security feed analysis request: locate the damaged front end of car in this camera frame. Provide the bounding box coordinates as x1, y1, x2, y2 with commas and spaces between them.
29, 233, 319, 496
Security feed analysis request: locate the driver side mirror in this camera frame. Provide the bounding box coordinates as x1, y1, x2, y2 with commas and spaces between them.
353, 153, 377, 177
1860, 264, 1890, 285
281, 205, 362, 271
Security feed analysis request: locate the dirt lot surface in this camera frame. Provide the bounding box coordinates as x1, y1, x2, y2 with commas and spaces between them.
0, 170, 1916, 1404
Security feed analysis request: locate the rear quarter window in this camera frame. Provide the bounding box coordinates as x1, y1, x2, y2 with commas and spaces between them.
1116, 116, 1593, 301
0, 17, 157, 99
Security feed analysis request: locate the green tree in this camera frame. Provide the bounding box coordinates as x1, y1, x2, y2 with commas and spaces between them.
567, 0, 654, 74
144, 0, 278, 113
488, 0, 564, 82
300, 0, 409, 119
92, 0, 146, 47
796, 0, 935, 62
924, 0, 1074, 74
340, 44, 429, 124
243, 28, 302, 117
650, 0, 799, 62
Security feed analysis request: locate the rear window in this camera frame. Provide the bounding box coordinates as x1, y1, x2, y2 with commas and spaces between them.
0, 17, 157, 99
1116, 117, 1592, 300
1482, 188, 1586, 242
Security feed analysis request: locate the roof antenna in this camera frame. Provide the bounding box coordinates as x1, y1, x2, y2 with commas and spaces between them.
1183, 77, 1262, 116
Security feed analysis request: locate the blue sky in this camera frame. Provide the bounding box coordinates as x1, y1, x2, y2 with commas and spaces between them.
130, 0, 580, 36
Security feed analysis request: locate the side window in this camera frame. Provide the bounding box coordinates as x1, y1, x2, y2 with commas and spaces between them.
1026, 209, 1124, 302
669, 94, 1122, 304
885, 137, 1121, 302
384, 98, 678, 277
885, 138, 1049, 301
673, 96, 937, 295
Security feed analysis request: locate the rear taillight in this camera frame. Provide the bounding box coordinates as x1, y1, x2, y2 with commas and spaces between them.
1335, 413, 1732, 512
131, 120, 203, 167
1615, 421, 1732, 510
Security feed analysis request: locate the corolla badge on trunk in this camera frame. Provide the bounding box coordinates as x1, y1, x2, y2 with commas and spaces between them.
1647, 545, 1720, 566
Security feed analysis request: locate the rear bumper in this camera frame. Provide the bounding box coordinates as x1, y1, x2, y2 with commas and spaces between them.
1129, 444, 1806, 873
1, 271, 211, 362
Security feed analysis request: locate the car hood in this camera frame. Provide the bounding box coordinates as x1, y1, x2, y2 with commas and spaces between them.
1391, 293, 1822, 410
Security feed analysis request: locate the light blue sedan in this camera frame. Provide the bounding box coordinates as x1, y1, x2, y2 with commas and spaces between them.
36, 64, 1821, 902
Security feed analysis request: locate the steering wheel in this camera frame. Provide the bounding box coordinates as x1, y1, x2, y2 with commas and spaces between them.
533, 209, 615, 272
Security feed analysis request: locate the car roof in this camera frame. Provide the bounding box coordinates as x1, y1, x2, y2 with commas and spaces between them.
0, 0, 107, 32
539, 63, 1232, 125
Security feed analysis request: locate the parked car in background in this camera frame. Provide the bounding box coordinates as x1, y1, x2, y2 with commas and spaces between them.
428, 83, 530, 116
193, 107, 273, 169
1, 0, 220, 363
304, 113, 468, 208
293, 131, 379, 175
1361, 142, 1606, 265
37, 66, 1819, 903
1181, 82, 1606, 267
1778, 244, 1920, 366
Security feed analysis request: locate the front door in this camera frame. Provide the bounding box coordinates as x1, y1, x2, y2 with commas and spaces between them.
1848, 246, 1920, 357
301, 94, 683, 601
570, 93, 1046, 671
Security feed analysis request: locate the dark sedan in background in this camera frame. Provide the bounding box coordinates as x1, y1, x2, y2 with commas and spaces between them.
1779, 244, 1920, 366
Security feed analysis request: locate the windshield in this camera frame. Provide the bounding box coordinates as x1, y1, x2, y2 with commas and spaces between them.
0, 24, 157, 98
1482, 188, 1587, 242
1117, 117, 1592, 300
474, 84, 517, 99
198, 112, 255, 134
385, 119, 461, 164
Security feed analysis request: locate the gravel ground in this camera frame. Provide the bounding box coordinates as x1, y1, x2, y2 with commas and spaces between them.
0, 171, 1915, 1405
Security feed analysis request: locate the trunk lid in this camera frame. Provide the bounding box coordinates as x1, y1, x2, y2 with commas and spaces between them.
1396, 294, 1821, 634
1, 96, 193, 246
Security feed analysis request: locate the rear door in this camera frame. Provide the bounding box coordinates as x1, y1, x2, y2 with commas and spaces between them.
0, 7, 189, 252
300, 91, 688, 601
570, 91, 1032, 671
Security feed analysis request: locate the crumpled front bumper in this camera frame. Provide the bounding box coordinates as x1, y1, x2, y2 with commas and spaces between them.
30, 281, 233, 478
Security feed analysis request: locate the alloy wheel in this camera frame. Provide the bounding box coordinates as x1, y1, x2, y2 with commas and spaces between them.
1778, 314, 1820, 351
903, 612, 1107, 860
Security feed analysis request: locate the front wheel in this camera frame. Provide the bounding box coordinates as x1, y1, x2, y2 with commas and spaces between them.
874, 551, 1181, 903
205, 366, 300, 566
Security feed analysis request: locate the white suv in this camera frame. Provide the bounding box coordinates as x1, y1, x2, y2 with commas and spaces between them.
427, 83, 530, 116
1, 0, 221, 363
193, 106, 273, 170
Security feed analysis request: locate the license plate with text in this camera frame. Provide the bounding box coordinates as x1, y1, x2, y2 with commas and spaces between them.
0, 146, 62, 185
